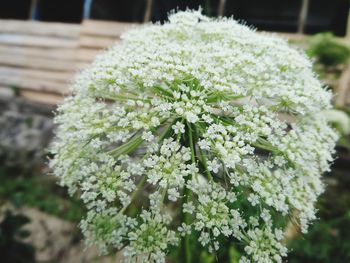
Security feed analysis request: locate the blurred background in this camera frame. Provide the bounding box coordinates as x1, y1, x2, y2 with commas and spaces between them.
0, 1, 349, 262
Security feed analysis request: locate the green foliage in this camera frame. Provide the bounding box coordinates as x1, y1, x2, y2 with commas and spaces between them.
0, 211, 36, 263
307, 33, 350, 66
228, 246, 241, 263
288, 169, 350, 263
0, 167, 84, 223
334, 109, 350, 150
199, 250, 215, 263
288, 213, 350, 263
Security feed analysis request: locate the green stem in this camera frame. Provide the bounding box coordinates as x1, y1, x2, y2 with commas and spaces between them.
158, 122, 173, 142
152, 85, 174, 98
194, 123, 213, 181
108, 134, 143, 156
107, 118, 171, 157
118, 120, 174, 215
198, 147, 213, 181
107, 94, 151, 102
188, 123, 196, 164
181, 122, 196, 263
119, 175, 147, 214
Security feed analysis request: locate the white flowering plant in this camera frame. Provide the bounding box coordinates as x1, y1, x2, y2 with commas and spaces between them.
50, 10, 338, 263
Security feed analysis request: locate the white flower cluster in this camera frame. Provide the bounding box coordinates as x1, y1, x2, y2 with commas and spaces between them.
50, 10, 338, 263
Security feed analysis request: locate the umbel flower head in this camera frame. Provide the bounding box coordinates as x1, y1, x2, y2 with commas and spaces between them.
50, 10, 337, 263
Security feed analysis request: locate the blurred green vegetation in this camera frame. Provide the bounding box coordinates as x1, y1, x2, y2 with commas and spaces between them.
0, 166, 84, 223
288, 169, 350, 263
302, 33, 350, 85
307, 33, 350, 67
286, 109, 350, 263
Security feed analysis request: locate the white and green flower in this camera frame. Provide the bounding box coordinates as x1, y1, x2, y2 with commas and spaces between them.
50, 10, 337, 263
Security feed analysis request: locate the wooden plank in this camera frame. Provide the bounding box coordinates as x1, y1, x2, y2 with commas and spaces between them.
0, 45, 98, 62
275, 32, 307, 41
0, 19, 80, 38
0, 45, 77, 61
79, 35, 118, 49
81, 20, 138, 38
0, 75, 69, 94
335, 65, 350, 107
0, 33, 78, 48
21, 90, 64, 105
0, 85, 64, 105
0, 67, 74, 82
77, 48, 100, 61
0, 54, 87, 72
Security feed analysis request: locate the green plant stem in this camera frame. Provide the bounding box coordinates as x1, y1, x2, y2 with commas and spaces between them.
188, 123, 196, 164
119, 175, 146, 214
118, 120, 174, 215
198, 147, 213, 181
107, 95, 151, 102
181, 122, 196, 263
108, 134, 143, 156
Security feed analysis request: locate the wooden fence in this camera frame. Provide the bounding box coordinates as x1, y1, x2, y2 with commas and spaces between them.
0, 19, 136, 104
0, 19, 349, 107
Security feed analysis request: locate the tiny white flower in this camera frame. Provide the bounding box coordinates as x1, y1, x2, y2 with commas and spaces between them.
142, 131, 154, 142
248, 193, 259, 206
168, 188, 180, 201
185, 111, 199, 123
183, 202, 195, 214
198, 139, 210, 150
178, 223, 191, 236
207, 159, 220, 173
172, 121, 185, 134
